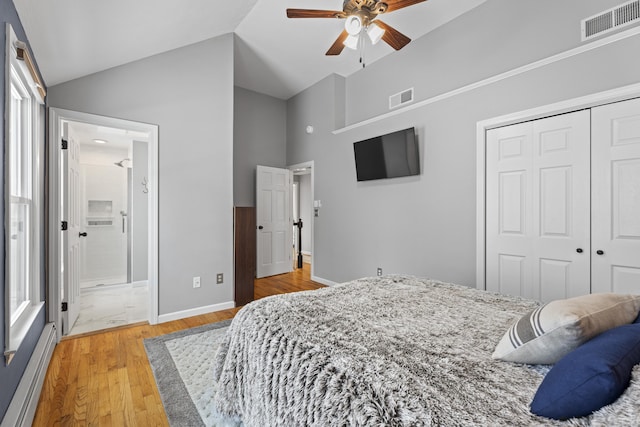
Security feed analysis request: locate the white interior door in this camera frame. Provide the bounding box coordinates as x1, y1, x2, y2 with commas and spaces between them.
591, 98, 640, 294
62, 123, 82, 334
486, 110, 590, 301
256, 165, 292, 278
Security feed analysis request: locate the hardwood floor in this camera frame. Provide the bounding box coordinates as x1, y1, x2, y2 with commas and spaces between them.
33, 264, 323, 426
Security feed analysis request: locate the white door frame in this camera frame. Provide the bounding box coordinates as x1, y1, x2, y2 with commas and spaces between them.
476, 82, 640, 291
288, 161, 315, 280
48, 108, 159, 341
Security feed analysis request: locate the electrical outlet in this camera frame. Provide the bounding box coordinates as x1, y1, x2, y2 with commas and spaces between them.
216, 273, 224, 284
193, 276, 201, 288
377, 268, 382, 276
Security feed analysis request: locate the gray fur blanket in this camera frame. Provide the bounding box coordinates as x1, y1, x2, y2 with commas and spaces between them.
211, 276, 640, 426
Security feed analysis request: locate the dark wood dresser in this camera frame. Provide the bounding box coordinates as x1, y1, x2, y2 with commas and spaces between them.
234, 206, 256, 306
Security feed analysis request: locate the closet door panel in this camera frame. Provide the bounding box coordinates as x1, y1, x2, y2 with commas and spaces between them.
486, 111, 590, 302
532, 112, 591, 301
486, 123, 533, 297
592, 98, 640, 294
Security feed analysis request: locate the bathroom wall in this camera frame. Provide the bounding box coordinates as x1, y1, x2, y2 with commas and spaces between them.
79, 144, 130, 286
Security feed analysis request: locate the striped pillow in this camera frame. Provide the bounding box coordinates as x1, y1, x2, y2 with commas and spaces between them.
492, 293, 640, 364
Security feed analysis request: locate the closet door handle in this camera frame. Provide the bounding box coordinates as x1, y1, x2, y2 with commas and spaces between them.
576, 248, 583, 253
596, 250, 604, 255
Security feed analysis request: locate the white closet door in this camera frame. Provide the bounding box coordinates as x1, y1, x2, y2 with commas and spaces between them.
486, 122, 534, 298
486, 110, 590, 301
531, 112, 591, 301
591, 98, 640, 294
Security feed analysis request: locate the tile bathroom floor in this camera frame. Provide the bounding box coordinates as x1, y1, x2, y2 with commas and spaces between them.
69, 283, 149, 336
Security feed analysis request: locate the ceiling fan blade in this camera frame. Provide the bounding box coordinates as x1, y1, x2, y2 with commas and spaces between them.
384, 0, 427, 13
286, 9, 346, 19
326, 30, 349, 56
375, 20, 411, 50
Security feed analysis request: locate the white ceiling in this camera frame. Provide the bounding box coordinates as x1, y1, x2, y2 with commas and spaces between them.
14, 0, 485, 100
69, 121, 149, 150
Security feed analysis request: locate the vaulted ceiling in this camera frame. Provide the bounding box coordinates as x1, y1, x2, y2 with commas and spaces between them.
13, 0, 485, 100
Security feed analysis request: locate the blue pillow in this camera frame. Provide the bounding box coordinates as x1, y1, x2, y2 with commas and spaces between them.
530, 322, 640, 420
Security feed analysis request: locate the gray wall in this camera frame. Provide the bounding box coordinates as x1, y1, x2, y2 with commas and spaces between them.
132, 140, 148, 283
347, 0, 635, 124
233, 86, 286, 206
287, 0, 640, 285
0, 0, 47, 419
48, 35, 235, 315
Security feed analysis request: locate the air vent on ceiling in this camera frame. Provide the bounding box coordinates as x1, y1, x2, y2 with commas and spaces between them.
582, 0, 640, 41
389, 88, 414, 110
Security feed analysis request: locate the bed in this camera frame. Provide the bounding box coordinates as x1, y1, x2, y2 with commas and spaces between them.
211, 275, 640, 426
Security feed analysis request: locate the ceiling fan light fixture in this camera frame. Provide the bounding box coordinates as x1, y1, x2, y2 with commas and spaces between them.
367, 22, 385, 45
344, 15, 362, 36
343, 34, 359, 50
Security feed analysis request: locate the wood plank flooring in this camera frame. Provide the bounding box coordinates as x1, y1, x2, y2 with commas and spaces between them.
33, 264, 323, 426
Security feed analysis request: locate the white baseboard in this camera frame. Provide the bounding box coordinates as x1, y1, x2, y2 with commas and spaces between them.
1, 323, 56, 427
131, 280, 148, 288
312, 275, 338, 287
301, 250, 311, 256
157, 301, 235, 324
80, 276, 127, 288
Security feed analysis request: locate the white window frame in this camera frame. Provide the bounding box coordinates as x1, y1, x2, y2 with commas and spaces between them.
4, 24, 45, 365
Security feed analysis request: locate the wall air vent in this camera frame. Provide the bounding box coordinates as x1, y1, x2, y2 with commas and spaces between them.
389, 88, 414, 110
582, 0, 640, 41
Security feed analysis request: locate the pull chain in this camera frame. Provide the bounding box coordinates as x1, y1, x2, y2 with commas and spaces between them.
359, 28, 366, 68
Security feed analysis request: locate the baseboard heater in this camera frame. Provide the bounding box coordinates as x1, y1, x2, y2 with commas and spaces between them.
1, 323, 56, 427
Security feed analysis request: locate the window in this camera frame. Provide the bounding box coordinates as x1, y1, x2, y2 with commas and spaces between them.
4, 25, 45, 364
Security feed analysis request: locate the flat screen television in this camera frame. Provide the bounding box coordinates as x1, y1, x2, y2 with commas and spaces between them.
353, 127, 419, 182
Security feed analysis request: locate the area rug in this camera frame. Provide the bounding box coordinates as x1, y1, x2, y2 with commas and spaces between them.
143, 320, 242, 426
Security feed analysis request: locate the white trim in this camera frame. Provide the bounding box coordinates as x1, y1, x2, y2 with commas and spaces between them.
288, 161, 315, 279
475, 82, 640, 291
80, 277, 128, 288
79, 281, 149, 293
5, 304, 44, 363
312, 275, 338, 287
48, 108, 160, 342
0, 323, 56, 427
157, 301, 235, 324
334, 25, 640, 134
131, 280, 149, 288
4, 24, 45, 361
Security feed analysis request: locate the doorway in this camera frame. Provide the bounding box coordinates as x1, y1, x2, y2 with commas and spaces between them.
289, 161, 315, 279
254, 162, 316, 280
48, 108, 159, 340
68, 121, 150, 334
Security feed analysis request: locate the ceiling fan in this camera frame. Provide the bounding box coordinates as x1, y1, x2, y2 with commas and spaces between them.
286, 0, 427, 57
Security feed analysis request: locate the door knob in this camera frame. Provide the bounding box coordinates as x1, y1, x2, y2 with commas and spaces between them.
596, 250, 604, 255
258, 226, 264, 230
576, 248, 583, 253
79, 232, 88, 237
